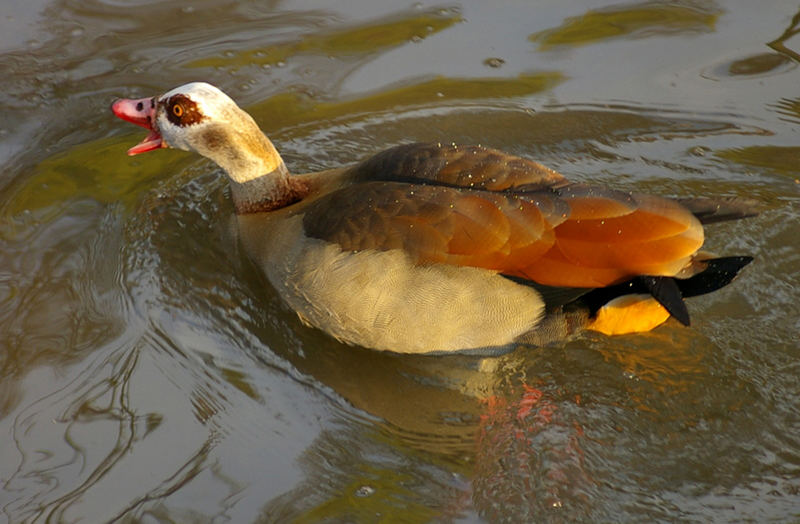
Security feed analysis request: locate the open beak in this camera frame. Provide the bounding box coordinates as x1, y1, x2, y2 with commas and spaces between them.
111, 96, 166, 155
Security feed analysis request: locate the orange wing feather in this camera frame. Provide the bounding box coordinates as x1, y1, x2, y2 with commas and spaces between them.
303, 144, 705, 289
518, 188, 704, 287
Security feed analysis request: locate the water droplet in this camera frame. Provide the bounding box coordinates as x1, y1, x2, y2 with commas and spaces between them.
355, 485, 375, 497
483, 57, 505, 68
181, 6, 195, 13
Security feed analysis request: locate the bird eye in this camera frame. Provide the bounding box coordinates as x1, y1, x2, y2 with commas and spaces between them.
163, 95, 201, 127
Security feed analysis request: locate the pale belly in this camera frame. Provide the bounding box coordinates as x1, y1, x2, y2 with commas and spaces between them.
237, 214, 546, 354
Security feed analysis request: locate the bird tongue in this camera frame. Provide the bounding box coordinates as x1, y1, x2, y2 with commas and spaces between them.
110, 96, 165, 156
125, 129, 163, 156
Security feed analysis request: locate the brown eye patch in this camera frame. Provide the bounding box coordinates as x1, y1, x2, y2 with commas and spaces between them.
162, 94, 204, 127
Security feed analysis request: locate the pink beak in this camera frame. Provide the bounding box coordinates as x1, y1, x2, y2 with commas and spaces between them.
111, 96, 166, 155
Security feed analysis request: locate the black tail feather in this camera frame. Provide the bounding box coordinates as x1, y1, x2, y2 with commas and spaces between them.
675, 256, 753, 298
579, 256, 753, 324
640, 276, 690, 326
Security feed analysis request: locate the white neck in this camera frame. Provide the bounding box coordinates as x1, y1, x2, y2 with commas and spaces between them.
192, 123, 303, 213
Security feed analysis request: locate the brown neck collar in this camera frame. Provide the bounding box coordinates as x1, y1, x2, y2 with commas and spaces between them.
233, 176, 311, 214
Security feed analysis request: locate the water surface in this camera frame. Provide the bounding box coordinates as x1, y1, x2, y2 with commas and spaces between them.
1, 1, 799, 522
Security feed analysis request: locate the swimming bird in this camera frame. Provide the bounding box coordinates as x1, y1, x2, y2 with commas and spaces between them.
112, 82, 754, 354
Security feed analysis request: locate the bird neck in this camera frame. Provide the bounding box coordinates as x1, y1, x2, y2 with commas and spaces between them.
213, 130, 308, 214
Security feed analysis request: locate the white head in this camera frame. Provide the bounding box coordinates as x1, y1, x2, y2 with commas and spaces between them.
112, 82, 285, 184
154, 82, 242, 151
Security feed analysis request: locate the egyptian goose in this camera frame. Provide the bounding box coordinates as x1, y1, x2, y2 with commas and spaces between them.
112, 82, 754, 354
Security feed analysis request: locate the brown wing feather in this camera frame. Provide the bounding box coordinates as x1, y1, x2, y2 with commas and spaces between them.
346, 142, 568, 191
303, 177, 704, 288
303, 181, 562, 267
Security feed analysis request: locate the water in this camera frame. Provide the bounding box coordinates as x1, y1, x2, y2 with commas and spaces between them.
1, 1, 799, 522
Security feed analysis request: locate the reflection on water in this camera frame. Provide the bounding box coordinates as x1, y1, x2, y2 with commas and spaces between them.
187, 6, 463, 70
1, 0, 800, 522
727, 52, 793, 77
530, 1, 721, 50
717, 144, 800, 179
769, 8, 800, 62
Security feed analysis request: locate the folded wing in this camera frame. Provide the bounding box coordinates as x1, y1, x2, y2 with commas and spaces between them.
303, 144, 704, 288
